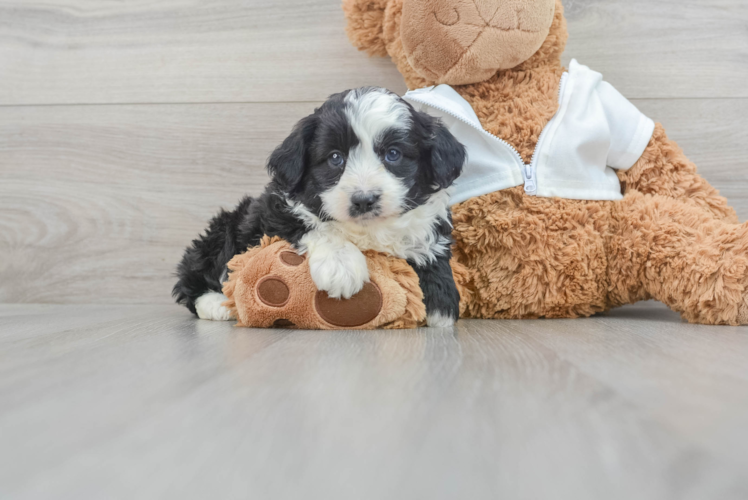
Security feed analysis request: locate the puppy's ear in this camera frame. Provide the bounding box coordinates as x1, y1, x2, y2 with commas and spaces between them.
267, 113, 318, 193
423, 115, 466, 189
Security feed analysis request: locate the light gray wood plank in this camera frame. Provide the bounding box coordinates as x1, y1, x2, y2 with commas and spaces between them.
562, 0, 748, 99
0, 0, 407, 106
633, 98, 748, 210
0, 102, 317, 304
0, 0, 746, 106
1, 304, 747, 499
1, 98, 747, 305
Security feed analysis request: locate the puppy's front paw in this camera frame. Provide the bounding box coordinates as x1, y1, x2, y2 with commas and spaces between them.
426, 311, 456, 328
309, 245, 370, 299
195, 292, 234, 321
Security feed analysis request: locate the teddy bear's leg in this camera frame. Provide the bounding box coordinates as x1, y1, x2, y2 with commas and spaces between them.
452, 188, 611, 320
608, 190, 748, 325
619, 124, 739, 224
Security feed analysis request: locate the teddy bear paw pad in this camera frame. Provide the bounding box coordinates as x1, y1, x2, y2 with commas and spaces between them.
315, 282, 383, 327
280, 251, 305, 266
256, 276, 290, 307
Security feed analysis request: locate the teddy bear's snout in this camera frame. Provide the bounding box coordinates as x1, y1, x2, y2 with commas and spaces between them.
401, 0, 556, 85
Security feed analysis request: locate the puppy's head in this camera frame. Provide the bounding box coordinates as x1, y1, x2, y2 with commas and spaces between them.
267, 87, 466, 224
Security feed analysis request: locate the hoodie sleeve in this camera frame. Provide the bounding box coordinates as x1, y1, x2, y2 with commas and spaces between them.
598, 80, 655, 170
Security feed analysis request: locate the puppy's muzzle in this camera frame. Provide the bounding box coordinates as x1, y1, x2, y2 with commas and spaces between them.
349, 191, 381, 217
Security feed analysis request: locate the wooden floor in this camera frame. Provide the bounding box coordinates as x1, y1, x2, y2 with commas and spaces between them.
1, 302, 747, 499
2, 0, 748, 497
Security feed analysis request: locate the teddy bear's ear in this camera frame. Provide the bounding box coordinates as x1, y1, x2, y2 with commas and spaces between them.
342, 0, 391, 57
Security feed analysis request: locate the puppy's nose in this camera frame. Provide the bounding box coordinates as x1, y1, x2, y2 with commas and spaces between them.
350, 191, 381, 215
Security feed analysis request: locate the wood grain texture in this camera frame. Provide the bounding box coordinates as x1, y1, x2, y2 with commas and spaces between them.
0, 102, 314, 303
0, 0, 747, 106
633, 98, 748, 211
2, 98, 747, 305
562, 0, 748, 99
1, 303, 747, 499
0, 0, 407, 106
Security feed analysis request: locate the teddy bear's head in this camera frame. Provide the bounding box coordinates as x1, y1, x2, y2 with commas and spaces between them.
344, 0, 567, 88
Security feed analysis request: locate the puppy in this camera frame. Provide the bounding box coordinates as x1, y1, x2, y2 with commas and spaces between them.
173, 87, 466, 327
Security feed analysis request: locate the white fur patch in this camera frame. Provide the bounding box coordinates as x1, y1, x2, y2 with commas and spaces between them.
344, 88, 412, 144
195, 292, 234, 321
300, 229, 370, 299
426, 311, 456, 328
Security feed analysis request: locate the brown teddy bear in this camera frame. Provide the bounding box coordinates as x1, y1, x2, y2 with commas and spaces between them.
226, 0, 748, 328
340, 0, 748, 326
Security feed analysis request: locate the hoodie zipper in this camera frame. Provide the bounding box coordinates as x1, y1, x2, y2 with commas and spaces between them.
525, 73, 569, 195
406, 73, 569, 197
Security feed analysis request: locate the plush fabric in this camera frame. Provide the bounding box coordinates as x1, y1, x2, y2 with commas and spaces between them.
341, 0, 748, 325
223, 236, 427, 329
343, 0, 391, 57
399, 0, 556, 85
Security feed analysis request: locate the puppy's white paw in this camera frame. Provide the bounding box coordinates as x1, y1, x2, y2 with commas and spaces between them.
309, 244, 370, 299
195, 292, 234, 321
427, 311, 456, 328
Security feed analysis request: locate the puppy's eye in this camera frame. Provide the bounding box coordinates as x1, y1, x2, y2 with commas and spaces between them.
385, 148, 401, 163
328, 152, 345, 168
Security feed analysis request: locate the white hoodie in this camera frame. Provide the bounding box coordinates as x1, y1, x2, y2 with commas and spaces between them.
403, 60, 655, 205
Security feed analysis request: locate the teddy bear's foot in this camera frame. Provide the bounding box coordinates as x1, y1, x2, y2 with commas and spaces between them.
222, 237, 426, 329
610, 192, 748, 326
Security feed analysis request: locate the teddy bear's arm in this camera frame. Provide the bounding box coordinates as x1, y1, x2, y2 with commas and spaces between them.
618, 123, 738, 224
223, 238, 427, 330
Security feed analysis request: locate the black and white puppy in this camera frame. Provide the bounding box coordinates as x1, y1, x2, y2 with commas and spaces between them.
173, 87, 466, 327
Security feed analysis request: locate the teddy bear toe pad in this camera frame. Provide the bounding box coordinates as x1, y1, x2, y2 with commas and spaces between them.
280, 251, 305, 266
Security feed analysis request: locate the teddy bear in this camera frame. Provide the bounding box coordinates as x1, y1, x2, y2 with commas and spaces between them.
338, 0, 748, 326
225, 0, 748, 328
